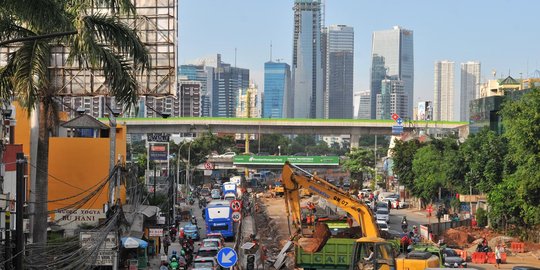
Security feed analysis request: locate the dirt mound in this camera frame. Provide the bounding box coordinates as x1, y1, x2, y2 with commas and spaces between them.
442, 228, 475, 247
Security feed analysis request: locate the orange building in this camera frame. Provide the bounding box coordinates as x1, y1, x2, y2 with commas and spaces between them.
14, 104, 126, 235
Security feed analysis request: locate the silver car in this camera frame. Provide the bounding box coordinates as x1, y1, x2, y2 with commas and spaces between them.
376, 209, 390, 223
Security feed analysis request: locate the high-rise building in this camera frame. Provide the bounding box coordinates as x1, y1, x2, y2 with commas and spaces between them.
236, 83, 260, 118
460, 61, 481, 121
178, 64, 211, 116
376, 77, 407, 120
434, 60, 455, 121
416, 101, 433, 120
356, 91, 371, 119
263, 61, 291, 118
179, 81, 201, 117
210, 54, 249, 117
370, 26, 414, 119
291, 0, 323, 118
323, 25, 354, 119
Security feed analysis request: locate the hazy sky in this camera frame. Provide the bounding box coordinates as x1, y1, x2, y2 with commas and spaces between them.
179, 0, 540, 113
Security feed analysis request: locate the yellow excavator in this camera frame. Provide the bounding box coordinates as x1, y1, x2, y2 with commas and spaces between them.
281, 162, 439, 270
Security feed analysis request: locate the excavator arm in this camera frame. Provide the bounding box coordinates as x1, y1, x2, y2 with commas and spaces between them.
281, 162, 380, 239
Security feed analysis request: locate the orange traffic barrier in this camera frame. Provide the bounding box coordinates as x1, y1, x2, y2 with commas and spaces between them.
487, 252, 496, 264
453, 249, 468, 262
511, 242, 525, 253
472, 252, 487, 264
501, 252, 507, 263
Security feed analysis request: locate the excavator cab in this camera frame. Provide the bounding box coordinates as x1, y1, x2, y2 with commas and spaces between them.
350, 238, 396, 270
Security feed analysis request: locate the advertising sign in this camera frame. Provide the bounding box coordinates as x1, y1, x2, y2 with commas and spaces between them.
149, 143, 168, 161
80, 231, 117, 266
56, 209, 105, 230
147, 133, 170, 142
149, 228, 164, 237
233, 156, 339, 166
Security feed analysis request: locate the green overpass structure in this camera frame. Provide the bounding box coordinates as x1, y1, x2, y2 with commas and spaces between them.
116, 117, 469, 147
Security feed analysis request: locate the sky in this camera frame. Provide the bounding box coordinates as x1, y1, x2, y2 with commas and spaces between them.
179, 0, 540, 117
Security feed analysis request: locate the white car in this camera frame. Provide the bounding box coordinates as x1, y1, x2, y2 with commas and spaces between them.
376, 209, 390, 223
219, 152, 237, 158
377, 220, 390, 231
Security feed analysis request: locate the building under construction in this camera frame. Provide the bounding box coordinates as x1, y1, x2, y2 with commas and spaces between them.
1, 0, 178, 118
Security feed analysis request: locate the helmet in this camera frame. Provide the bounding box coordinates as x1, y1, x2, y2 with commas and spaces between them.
413, 225, 417, 229
172, 250, 177, 255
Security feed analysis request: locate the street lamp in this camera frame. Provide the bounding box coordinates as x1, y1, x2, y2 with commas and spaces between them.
278, 145, 281, 156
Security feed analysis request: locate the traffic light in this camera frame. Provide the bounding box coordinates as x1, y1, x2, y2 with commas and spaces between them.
247, 254, 255, 270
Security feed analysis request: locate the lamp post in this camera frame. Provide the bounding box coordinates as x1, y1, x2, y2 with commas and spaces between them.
175, 140, 193, 200
278, 145, 281, 156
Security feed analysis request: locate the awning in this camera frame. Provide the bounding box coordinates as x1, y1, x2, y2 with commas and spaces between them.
121, 237, 148, 249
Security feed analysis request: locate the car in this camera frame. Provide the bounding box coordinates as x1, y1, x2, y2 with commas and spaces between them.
359, 188, 372, 198
196, 246, 220, 258
192, 256, 220, 270
376, 201, 390, 211
376, 209, 390, 223
200, 187, 211, 197
218, 152, 236, 158
377, 220, 390, 231
224, 193, 236, 202
184, 223, 200, 240
201, 238, 223, 249
210, 189, 221, 199
441, 248, 467, 268
206, 233, 226, 245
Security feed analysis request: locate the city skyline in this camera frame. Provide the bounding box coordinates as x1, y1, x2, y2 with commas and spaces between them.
179, 0, 540, 118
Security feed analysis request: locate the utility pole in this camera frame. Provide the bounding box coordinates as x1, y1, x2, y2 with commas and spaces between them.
153, 164, 157, 202
4, 211, 11, 270
15, 152, 26, 270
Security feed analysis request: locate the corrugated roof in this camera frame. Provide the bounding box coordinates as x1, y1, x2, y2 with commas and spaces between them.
61, 114, 109, 129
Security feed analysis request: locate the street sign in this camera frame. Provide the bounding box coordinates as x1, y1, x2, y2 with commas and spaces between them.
392, 125, 404, 134
231, 211, 242, 222
391, 113, 400, 121
217, 247, 238, 268
396, 117, 403, 125
147, 133, 170, 142
230, 200, 242, 211
204, 162, 214, 170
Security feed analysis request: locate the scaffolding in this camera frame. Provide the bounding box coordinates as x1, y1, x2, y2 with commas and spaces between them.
1, 0, 177, 99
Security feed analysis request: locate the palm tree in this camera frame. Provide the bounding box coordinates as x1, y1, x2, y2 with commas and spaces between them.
0, 0, 148, 247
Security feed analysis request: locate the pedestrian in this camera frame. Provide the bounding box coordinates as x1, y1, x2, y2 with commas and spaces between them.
163, 234, 171, 255
495, 243, 504, 269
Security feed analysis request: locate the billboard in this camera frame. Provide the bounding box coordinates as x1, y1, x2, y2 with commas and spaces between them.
233, 156, 339, 166
149, 143, 168, 161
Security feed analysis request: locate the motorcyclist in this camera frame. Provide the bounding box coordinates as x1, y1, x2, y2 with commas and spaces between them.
191, 215, 197, 225
401, 217, 408, 231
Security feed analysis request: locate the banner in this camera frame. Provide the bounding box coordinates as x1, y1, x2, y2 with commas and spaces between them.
233, 156, 339, 166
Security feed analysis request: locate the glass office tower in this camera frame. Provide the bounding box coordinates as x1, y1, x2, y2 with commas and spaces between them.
370, 26, 414, 119
291, 0, 323, 118
263, 62, 291, 118
323, 25, 354, 119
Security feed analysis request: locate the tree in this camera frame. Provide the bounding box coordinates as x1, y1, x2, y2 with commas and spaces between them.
290, 135, 316, 154
0, 0, 148, 246
459, 127, 507, 194
253, 134, 291, 155
343, 147, 374, 184
498, 89, 540, 229
391, 139, 423, 191
411, 144, 445, 204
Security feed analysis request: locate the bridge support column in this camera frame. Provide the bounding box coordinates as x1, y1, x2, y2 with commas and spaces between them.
350, 134, 360, 149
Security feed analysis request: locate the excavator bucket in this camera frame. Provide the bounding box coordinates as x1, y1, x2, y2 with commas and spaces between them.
298, 222, 332, 253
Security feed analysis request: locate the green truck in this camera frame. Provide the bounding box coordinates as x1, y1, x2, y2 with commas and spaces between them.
296, 238, 356, 270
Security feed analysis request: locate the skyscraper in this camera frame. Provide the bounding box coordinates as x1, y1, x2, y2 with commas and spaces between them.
376, 77, 407, 120
263, 61, 291, 118
460, 61, 481, 121
291, 0, 323, 118
356, 91, 371, 119
434, 60, 455, 121
179, 64, 211, 116
323, 25, 354, 119
178, 81, 201, 117
210, 54, 249, 117
370, 26, 414, 119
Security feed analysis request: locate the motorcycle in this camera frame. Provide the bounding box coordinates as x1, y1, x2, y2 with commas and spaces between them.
188, 197, 195, 205
401, 222, 408, 232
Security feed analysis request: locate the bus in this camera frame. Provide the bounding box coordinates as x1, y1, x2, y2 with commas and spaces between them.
222, 182, 237, 197
205, 200, 234, 239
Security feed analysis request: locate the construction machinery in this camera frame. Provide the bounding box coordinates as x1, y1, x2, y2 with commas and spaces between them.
281, 162, 439, 270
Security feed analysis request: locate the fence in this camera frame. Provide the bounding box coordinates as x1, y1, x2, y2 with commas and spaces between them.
424, 219, 471, 236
